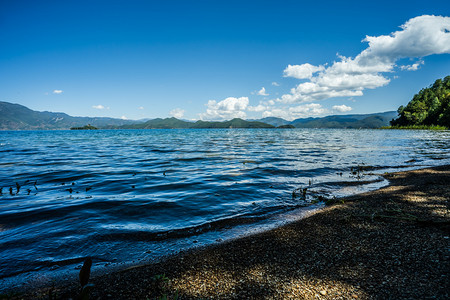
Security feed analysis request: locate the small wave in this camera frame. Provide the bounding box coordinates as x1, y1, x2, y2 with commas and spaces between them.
93, 204, 306, 243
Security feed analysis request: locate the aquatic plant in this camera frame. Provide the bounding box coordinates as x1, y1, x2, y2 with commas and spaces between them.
292, 187, 308, 200
349, 165, 367, 180
317, 195, 325, 202
324, 196, 343, 206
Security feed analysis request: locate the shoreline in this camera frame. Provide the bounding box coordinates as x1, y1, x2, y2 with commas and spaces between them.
7, 165, 450, 299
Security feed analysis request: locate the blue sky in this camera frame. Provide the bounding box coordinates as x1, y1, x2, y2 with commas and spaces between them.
0, 0, 449, 121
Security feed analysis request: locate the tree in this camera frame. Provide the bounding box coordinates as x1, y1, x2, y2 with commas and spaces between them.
391, 76, 450, 128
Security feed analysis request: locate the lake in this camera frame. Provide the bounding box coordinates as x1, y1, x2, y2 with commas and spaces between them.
0, 128, 449, 291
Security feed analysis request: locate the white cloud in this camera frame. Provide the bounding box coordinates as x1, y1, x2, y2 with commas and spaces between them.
121, 116, 128, 120
199, 97, 249, 120
263, 103, 327, 120
362, 15, 450, 59
278, 15, 450, 104
138, 106, 144, 110
247, 104, 267, 112
170, 108, 185, 119
400, 60, 424, 71
333, 104, 353, 112
262, 108, 292, 120
92, 105, 108, 110
289, 103, 327, 116
257, 87, 269, 96
283, 63, 325, 79
271, 82, 280, 86
53, 90, 63, 94
280, 81, 365, 104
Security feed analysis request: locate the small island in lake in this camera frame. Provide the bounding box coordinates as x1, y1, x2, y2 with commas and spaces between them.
70, 124, 98, 130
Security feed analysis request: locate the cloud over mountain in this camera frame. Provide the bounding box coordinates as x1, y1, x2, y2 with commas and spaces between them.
170, 108, 185, 118
333, 104, 353, 112
199, 97, 249, 120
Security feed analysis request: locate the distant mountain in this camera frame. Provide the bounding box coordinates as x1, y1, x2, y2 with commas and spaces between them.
0, 100, 397, 130
251, 117, 290, 127
124, 112, 396, 129
0, 101, 137, 130
120, 117, 192, 129
190, 118, 274, 128
251, 112, 397, 128
120, 117, 275, 129
289, 111, 397, 128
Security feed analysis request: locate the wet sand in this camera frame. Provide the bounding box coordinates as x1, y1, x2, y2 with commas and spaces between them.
12, 165, 450, 299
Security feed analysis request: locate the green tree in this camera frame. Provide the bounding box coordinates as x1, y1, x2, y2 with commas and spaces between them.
391, 76, 450, 128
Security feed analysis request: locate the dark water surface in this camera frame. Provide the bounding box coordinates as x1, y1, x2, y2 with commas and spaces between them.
0, 129, 449, 291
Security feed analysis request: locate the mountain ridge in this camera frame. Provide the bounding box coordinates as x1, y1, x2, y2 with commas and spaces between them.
0, 101, 396, 130
0, 101, 137, 130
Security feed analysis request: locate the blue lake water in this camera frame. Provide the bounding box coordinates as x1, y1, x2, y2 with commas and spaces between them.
0, 128, 449, 291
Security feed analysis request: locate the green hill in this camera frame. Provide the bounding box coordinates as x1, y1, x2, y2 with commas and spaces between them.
190, 118, 274, 128
289, 112, 397, 128
252, 112, 396, 129
0, 101, 137, 130
121, 117, 192, 129
255, 117, 290, 127
390, 76, 450, 128
120, 118, 275, 129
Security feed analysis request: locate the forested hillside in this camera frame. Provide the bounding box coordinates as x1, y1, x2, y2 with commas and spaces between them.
390, 76, 450, 128
0, 101, 137, 130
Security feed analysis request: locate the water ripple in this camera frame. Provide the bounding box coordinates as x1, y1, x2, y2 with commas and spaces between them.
0, 128, 449, 290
